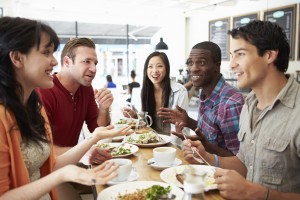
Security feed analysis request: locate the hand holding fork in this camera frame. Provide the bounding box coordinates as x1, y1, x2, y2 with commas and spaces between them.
182, 133, 216, 171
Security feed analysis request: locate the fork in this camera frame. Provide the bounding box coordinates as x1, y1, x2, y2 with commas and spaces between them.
152, 130, 165, 143
111, 136, 127, 152
182, 133, 214, 169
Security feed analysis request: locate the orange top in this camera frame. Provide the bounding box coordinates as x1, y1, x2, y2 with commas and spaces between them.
0, 105, 57, 199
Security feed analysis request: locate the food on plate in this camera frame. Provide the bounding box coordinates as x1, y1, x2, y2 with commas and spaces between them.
175, 171, 215, 187
127, 132, 160, 144
135, 129, 151, 134
96, 143, 132, 156
176, 173, 185, 184
116, 119, 128, 124
117, 185, 171, 200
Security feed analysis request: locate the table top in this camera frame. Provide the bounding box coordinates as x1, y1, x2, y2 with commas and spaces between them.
94, 140, 224, 200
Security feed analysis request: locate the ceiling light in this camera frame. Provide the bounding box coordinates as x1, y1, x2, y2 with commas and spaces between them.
155, 37, 168, 50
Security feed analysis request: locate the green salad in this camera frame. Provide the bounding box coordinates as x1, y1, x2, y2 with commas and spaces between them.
117, 185, 171, 200
96, 143, 132, 156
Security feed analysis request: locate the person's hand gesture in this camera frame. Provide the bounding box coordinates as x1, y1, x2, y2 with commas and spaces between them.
122, 107, 137, 118
194, 128, 209, 144
81, 146, 112, 165
93, 125, 133, 141
172, 122, 199, 141
62, 161, 118, 185
171, 122, 185, 140
214, 168, 252, 199
157, 105, 189, 127
94, 88, 113, 111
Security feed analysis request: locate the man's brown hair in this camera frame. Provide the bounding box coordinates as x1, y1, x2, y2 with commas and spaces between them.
60, 38, 95, 65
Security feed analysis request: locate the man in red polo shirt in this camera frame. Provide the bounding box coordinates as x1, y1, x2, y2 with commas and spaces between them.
37, 38, 112, 161
37, 38, 114, 199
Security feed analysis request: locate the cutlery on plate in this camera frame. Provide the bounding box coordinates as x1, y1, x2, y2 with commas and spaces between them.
158, 193, 176, 200
110, 136, 128, 152
152, 130, 166, 143
147, 161, 155, 165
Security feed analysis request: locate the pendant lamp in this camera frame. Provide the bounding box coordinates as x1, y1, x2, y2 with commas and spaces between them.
155, 37, 168, 50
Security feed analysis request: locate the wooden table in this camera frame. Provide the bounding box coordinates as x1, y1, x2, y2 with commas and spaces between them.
94, 143, 224, 200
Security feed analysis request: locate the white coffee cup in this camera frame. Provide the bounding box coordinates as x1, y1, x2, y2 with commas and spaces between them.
153, 147, 176, 166
109, 158, 132, 182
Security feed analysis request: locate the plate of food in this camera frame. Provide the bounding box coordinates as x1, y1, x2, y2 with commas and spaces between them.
125, 132, 172, 147
95, 143, 139, 158
116, 118, 147, 129
97, 181, 184, 200
112, 136, 125, 142
160, 165, 217, 191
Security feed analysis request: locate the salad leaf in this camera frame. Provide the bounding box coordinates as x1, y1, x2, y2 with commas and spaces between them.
146, 185, 171, 200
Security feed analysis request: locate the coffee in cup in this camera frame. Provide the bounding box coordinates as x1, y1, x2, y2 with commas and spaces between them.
153, 147, 176, 166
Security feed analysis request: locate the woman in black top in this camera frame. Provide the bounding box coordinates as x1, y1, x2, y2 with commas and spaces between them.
127, 70, 140, 102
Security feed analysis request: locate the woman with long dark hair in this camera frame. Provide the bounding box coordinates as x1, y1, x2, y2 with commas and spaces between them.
123, 51, 188, 145
0, 16, 131, 200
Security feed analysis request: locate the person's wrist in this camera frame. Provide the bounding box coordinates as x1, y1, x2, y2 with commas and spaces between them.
99, 107, 109, 113
213, 154, 219, 167
89, 131, 102, 142
187, 117, 197, 130
57, 165, 71, 183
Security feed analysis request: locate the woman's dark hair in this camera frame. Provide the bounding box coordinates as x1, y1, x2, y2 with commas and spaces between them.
228, 20, 289, 72
141, 52, 171, 128
106, 75, 113, 82
130, 70, 136, 79
0, 17, 60, 145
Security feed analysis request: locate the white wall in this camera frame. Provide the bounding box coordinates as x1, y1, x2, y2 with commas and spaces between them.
186, 0, 300, 77
152, 14, 186, 78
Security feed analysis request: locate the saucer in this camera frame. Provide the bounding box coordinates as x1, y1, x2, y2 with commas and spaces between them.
148, 158, 182, 170
107, 170, 139, 185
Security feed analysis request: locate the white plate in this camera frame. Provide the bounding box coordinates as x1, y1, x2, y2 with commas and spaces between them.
95, 143, 139, 158
148, 158, 182, 170
107, 170, 139, 185
125, 134, 172, 147
97, 181, 184, 200
160, 165, 217, 191
112, 136, 125, 142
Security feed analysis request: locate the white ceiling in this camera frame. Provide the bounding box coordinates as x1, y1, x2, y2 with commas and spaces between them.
7, 0, 242, 24
3, 0, 261, 39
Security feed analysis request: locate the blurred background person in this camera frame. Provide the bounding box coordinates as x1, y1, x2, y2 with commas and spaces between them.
104, 75, 116, 88
126, 70, 140, 102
